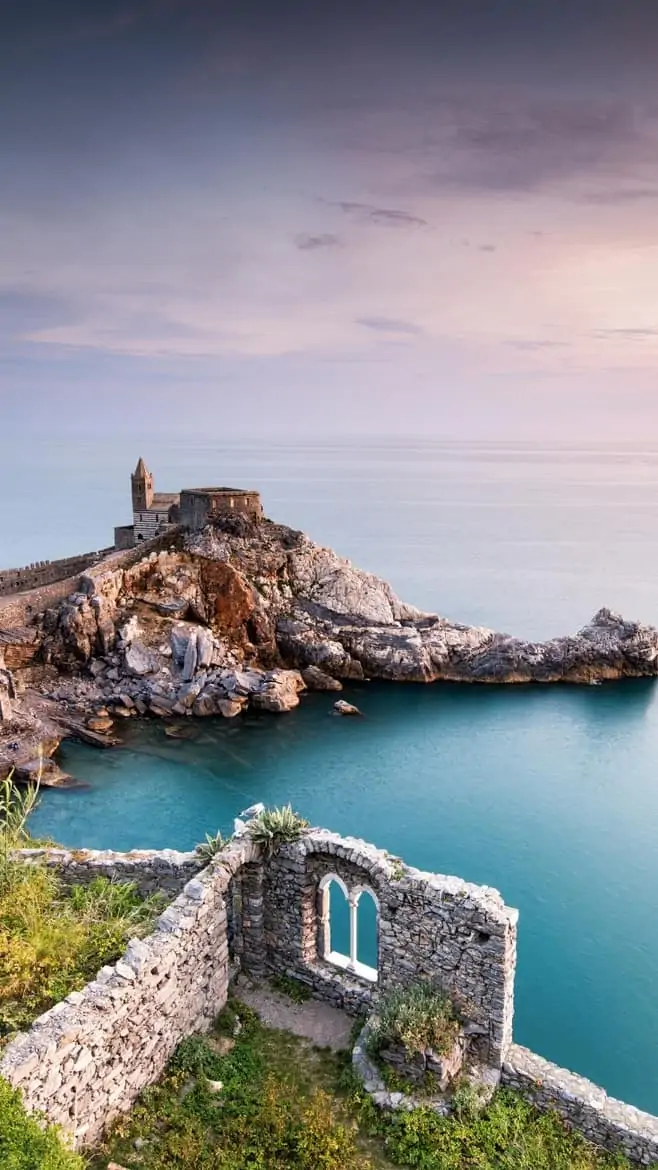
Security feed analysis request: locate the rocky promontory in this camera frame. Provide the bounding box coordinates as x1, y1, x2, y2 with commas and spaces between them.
1, 513, 657, 775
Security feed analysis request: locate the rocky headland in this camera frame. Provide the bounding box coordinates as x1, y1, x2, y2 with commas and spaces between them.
1, 513, 658, 780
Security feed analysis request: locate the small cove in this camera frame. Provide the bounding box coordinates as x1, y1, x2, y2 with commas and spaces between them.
31, 677, 658, 1115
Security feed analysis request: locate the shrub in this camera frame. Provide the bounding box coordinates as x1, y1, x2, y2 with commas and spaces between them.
0, 1076, 83, 1169
247, 805, 309, 857
371, 982, 461, 1058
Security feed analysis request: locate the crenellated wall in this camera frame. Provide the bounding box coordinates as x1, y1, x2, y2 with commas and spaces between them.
0, 550, 115, 598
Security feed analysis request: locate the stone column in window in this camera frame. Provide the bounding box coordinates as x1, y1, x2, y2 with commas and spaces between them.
348, 891, 359, 972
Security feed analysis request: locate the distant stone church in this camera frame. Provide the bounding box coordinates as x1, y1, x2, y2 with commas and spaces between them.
114, 458, 263, 548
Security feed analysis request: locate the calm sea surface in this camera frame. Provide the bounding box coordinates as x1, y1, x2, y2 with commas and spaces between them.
4, 439, 658, 1112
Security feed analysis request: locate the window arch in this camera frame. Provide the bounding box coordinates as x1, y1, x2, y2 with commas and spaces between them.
317, 873, 378, 982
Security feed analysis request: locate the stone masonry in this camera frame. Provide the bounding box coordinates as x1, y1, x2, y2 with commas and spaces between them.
262, 830, 517, 1068
0, 836, 258, 1147
2, 826, 658, 1164
502, 1046, 658, 1167
13, 846, 204, 898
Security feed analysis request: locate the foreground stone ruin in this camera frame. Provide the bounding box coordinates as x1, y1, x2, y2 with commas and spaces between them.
3, 822, 658, 1164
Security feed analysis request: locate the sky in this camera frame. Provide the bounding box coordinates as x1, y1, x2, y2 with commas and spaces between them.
2, 0, 658, 439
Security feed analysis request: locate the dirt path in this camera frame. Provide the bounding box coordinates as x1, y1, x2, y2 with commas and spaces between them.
233, 975, 354, 1051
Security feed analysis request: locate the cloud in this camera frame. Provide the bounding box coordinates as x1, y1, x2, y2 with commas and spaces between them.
592, 328, 658, 339
356, 316, 422, 335
330, 201, 427, 228
398, 92, 657, 195
504, 340, 570, 351
295, 233, 341, 250
479, 244, 497, 252
580, 187, 658, 205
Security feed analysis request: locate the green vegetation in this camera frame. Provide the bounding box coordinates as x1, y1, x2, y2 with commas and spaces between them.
0, 775, 164, 1043
195, 829, 230, 863
92, 999, 371, 1170
247, 804, 310, 856
93, 1001, 637, 1170
270, 972, 313, 1002
0, 1077, 84, 1170
0, 770, 41, 879
370, 982, 461, 1058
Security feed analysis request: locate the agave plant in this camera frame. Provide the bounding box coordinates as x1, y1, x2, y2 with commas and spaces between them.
195, 830, 229, 863
246, 804, 309, 857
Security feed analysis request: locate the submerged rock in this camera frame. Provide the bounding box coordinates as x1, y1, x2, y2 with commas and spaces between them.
334, 700, 363, 717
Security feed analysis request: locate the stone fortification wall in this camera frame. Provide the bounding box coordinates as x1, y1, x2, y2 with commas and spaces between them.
14, 846, 203, 898
502, 1046, 658, 1166
0, 835, 258, 1148
0, 576, 86, 642
262, 830, 518, 1068
0, 550, 115, 598
0, 532, 184, 629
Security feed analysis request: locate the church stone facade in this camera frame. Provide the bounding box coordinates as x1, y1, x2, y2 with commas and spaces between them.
114, 458, 263, 548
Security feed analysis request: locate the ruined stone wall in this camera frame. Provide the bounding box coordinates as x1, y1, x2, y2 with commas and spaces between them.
0, 550, 115, 598
0, 836, 259, 1148
4, 829, 658, 1164
262, 830, 518, 1068
502, 1046, 658, 1166
13, 846, 204, 898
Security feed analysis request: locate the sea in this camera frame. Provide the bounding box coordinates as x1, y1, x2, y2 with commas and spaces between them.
2, 438, 658, 1113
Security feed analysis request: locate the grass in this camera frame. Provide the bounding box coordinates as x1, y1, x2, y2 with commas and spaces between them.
0, 774, 164, 1045
91, 999, 641, 1170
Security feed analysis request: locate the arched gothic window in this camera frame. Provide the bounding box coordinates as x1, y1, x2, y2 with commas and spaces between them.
317, 873, 379, 982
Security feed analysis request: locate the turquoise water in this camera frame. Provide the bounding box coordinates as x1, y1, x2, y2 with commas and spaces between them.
31, 680, 658, 1113
9, 439, 658, 1113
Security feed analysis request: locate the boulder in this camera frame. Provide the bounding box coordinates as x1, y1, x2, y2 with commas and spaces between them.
87, 715, 114, 733
171, 623, 197, 668
218, 697, 246, 718
251, 669, 306, 713
333, 699, 363, 717
182, 636, 197, 681
192, 691, 224, 716
124, 641, 157, 677
302, 665, 343, 691
196, 627, 215, 670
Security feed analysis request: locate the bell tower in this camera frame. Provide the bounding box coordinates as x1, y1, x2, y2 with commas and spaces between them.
131, 457, 154, 512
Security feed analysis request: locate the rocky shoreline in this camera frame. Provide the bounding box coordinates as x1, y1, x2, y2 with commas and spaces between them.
2, 513, 658, 781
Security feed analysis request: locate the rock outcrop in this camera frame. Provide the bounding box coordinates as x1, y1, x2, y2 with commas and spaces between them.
3, 512, 658, 773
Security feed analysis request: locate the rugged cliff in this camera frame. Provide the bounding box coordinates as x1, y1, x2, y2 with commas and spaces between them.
2, 513, 658, 775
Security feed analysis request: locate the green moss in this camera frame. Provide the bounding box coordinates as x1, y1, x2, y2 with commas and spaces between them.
270, 973, 313, 1003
